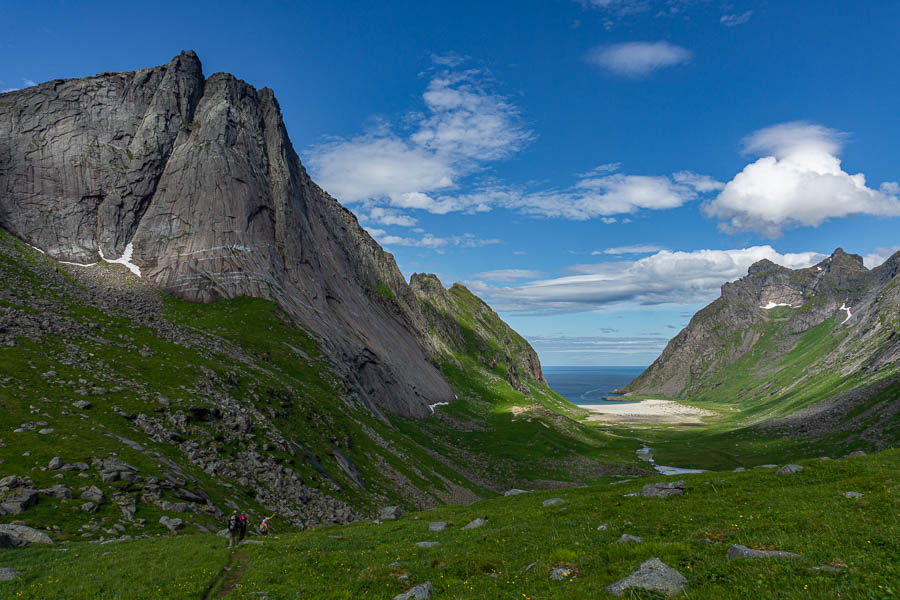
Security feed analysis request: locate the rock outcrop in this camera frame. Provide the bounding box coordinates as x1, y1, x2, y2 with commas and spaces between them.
0, 52, 546, 419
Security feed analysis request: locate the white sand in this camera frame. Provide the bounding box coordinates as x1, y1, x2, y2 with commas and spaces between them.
582, 399, 715, 425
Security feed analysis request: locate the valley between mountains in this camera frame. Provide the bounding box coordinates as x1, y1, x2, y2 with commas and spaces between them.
0, 52, 897, 599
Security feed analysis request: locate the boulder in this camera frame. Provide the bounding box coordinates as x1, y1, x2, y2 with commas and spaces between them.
60, 463, 89, 472
159, 516, 184, 533
72, 400, 92, 410
393, 582, 433, 600
379, 506, 404, 520
461, 518, 485, 530
842, 450, 866, 459
0, 568, 21, 581
47, 457, 65, 470
81, 502, 98, 513
39, 484, 73, 500
415, 541, 439, 548
80, 486, 104, 504
841, 491, 864, 498
776, 464, 804, 475
641, 481, 685, 498
616, 534, 643, 544
0, 523, 54, 545
542, 498, 564, 506
606, 558, 687, 597
0, 475, 23, 489
428, 522, 447, 532
549, 567, 576, 580
727, 544, 802, 560
1, 488, 39, 514
503, 489, 530, 496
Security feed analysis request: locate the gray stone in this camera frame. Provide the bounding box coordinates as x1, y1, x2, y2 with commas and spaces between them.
549, 567, 576, 580
616, 534, 643, 544
0, 523, 54, 545
72, 400, 92, 410
733, 467, 745, 472
462, 518, 486, 530
39, 484, 72, 500
60, 463, 89, 472
241, 539, 264, 545
776, 464, 804, 475
415, 541, 439, 548
0, 532, 18, 549
606, 558, 687, 597
48, 457, 64, 470
0, 568, 21, 581
842, 450, 866, 459
727, 544, 802, 560
379, 506, 404, 520
503, 489, 529, 496
428, 521, 447, 532
81, 502, 98, 513
542, 498, 564, 506
80, 486, 104, 504
0, 475, 23, 489
1, 488, 39, 514
393, 582, 433, 600
841, 491, 864, 498
597, 524, 608, 531
159, 516, 184, 533
38, 428, 55, 435
810, 565, 843, 572
641, 480, 685, 498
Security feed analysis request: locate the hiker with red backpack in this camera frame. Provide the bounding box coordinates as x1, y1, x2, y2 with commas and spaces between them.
259, 514, 274, 536
237, 512, 248, 541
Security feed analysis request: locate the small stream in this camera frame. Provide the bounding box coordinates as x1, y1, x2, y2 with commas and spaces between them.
637, 445, 707, 475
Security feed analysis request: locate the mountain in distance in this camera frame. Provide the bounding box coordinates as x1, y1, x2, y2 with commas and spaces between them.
623, 248, 900, 444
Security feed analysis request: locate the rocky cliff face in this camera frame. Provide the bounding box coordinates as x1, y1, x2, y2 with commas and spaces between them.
0, 51, 490, 419
624, 248, 900, 399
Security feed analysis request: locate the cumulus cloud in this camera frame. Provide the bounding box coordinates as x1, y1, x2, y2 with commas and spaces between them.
863, 246, 900, 269
475, 246, 825, 313
471, 269, 544, 281
365, 207, 418, 227
705, 122, 900, 237
529, 335, 669, 356
593, 244, 664, 255
1, 77, 37, 93
586, 41, 691, 76
307, 64, 532, 211
720, 11, 753, 26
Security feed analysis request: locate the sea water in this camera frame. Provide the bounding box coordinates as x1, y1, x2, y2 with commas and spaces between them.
543, 366, 646, 405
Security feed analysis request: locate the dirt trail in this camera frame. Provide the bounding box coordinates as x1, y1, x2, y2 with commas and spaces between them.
202, 548, 250, 600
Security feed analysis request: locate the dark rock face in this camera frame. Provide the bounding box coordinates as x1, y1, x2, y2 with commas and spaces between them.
0, 51, 463, 418
624, 248, 900, 400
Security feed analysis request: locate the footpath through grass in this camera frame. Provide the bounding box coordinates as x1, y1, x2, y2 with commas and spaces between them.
4, 449, 895, 599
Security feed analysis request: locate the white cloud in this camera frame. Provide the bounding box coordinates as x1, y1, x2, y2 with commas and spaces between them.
307, 64, 532, 212
366, 207, 418, 227
586, 41, 691, 76
529, 334, 669, 355
594, 244, 664, 255
863, 246, 900, 269
471, 269, 544, 281
364, 227, 500, 250
720, 11, 753, 26
480, 246, 826, 313
22, 78, 35, 86
705, 121, 900, 237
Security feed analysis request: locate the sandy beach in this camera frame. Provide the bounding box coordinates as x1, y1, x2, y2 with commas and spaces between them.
582, 398, 715, 425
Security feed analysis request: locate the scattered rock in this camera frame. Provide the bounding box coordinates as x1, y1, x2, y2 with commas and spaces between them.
39, 484, 72, 500
542, 498, 564, 506
549, 567, 576, 580
842, 450, 866, 459
503, 489, 529, 496
428, 522, 447, 532
462, 518, 485, 530
379, 506, 403, 520
0, 523, 54, 545
605, 558, 687, 597
616, 534, 643, 544
72, 400, 92, 410
0, 475, 23, 489
727, 544, 802, 560
776, 464, 804, 475
0, 533, 16, 549
47, 457, 64, 470
641, 481, 685, 498
392, 581, 433, 600
241, 539, 264, 545
60, 463, 89, 472
159, 516, 184, 533
38, 428, 55, 435
0, 568, 21, 581
597, 524, 608, 531
733, 467, 745, 472
415, 541, 439, 548
80, 486, 104, 504
1, 488, 39, 514
756, 464, 778, 469
810, 565, 843, 572
81, 502, 98, 513
841, 491, 864, 498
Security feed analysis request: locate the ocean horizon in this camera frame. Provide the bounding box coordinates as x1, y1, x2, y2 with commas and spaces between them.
543, 365, 647, 405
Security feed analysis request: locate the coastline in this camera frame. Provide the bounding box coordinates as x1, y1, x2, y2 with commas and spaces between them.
581, 398, 715, 425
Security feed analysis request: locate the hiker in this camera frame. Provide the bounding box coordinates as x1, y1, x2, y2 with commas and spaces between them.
259, 514, 274, 536
238, 512, 248, 541
226, 510, 239, 549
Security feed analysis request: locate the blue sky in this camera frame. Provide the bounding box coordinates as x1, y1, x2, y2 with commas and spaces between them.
3, 0, 900, 365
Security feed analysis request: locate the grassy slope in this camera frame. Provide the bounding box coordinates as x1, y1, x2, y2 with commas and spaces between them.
3, 450, 897, 599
